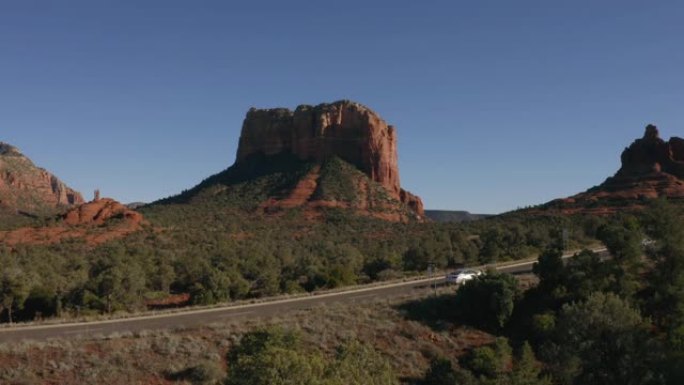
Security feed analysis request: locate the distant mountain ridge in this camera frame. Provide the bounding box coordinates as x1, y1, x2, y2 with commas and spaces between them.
424, 210, 491, 222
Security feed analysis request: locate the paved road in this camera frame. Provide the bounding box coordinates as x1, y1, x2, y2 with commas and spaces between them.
0, 248, 606, 344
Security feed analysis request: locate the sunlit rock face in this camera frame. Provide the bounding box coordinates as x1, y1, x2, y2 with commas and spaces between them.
0, 142, 84, 214
235, 100, 423, 215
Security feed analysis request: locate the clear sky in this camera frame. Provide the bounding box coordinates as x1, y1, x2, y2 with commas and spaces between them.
1, 1, 683, 214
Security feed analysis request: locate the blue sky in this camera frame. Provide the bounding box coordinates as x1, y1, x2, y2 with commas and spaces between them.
1, 1, 683, 214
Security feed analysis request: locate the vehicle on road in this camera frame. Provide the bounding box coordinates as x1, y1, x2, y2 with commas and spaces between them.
446, 269, 483, 285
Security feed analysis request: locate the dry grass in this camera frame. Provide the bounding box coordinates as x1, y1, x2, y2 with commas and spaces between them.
0, 284, 510, 385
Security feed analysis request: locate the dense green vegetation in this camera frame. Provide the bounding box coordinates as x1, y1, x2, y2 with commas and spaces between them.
8, 155, 684, 384
4, 196, 684, 383
413, 200, 684, 385
423, 339, 550, 385
0, 208, 599, 323
0, 156, 604, 323
453, 271, 519, 332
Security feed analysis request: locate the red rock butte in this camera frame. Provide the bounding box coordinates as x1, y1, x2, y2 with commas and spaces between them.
617, 124, 684, 179
235, 100, 424, 215
586, 124, 684, 200
543, 124, 684, 215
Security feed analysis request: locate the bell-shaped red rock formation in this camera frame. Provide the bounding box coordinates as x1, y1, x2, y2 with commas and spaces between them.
235, 100, 424, 215
617, 124, 684, 178
540, 125, 684, 215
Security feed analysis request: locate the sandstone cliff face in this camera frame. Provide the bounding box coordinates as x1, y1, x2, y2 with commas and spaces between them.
0, 142, 84, 214
542, 125, 684, 214
235, 100, 424, 215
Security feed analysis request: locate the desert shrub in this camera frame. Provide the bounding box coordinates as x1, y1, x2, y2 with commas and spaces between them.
326, 341, 397, 385
225, 328, 327, 385
461, 337, 512, 379
423, 357, 464, 385
225, 328, 398, 385
454, 272, 519, 331
167, 360, 224, 385
423, 340, 549, 385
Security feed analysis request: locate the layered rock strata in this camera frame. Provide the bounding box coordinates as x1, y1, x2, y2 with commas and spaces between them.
0, 142, 84, 213
235, 100, 424, 215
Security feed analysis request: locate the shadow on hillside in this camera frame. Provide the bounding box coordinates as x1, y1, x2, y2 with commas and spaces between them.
400, 375, 426, 385
396, 293, 460, 332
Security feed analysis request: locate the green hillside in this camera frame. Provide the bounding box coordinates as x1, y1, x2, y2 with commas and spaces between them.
144, 154, 415, 227
0, 154, 606, 324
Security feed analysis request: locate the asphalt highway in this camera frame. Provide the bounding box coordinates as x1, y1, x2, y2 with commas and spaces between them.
0, 248, 606, 344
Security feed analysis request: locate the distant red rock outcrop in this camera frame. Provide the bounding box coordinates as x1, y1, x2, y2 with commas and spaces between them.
236, 100, 424, 215
542, 125, 684, 214
0, 142, 84, 214
617, 124, 684, 179
0, 198, 144, 246
63, 197, 143, 226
